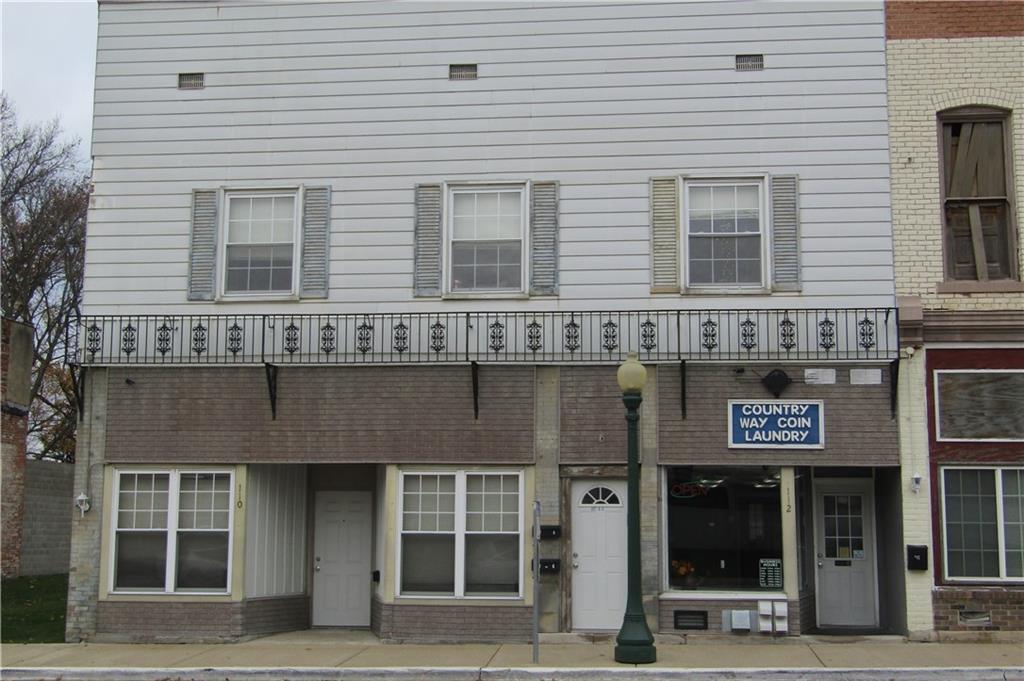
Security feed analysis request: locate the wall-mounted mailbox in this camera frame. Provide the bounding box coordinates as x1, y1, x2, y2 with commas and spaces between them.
540, 525, 561, 539
538, 559, 561, 574
372, 570, 381, 583
907, 544, 928, 571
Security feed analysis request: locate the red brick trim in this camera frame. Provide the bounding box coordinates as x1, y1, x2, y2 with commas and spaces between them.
887, 1, 1024, 40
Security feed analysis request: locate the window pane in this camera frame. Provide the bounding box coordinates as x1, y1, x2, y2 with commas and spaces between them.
689, 238, 712, 260
690, 259, 712, 284
689, 211, 712, 233
713, 259, 736, 283
944, 469, 1000, 577
1004, 469, 1024, 577
401, 535, 455, 594
465, 535, 519, 595
176, 532, 229, 590
250, 219, 273, 243
689, 186, 711, 211
738, 258, 761, 284
666, 466, 782, 590
451, 242, 521, 291
115, 532, 167, 589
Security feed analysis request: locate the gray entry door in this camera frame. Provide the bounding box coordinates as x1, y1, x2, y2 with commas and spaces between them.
313, 491, 372, 626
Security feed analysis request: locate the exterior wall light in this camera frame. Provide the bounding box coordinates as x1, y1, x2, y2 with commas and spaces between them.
75, 493, 91, 517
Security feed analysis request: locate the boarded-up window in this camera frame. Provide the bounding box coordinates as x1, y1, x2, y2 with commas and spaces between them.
935, 370, 1024, 441
940, 108, 1017, 281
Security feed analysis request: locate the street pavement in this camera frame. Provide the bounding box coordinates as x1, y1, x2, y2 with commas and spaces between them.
2, 630, 1022, 680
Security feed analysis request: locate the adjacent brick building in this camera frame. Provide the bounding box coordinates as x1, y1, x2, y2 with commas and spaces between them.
887, 0, 1024, 638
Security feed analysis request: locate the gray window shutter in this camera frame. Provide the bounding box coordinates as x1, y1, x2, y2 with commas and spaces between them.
300, 186, 331, 298
529, 181, 559, 295
770, 175, 801, 291
650, 176, 680, 292
187, 189, 218, 301
414, 184, 443, 296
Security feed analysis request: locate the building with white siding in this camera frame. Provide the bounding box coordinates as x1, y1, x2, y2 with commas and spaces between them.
68, 0, 910, 643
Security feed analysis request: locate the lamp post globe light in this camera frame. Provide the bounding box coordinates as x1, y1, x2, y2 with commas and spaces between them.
614, 352, 657, 664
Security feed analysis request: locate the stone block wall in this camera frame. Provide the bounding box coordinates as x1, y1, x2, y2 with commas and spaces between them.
20, 460, 75, 576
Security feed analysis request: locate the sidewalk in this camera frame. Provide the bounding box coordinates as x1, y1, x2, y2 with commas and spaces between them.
3, 630, 1022, 681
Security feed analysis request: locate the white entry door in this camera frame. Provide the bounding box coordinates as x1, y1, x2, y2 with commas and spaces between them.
814, 479, 878, 628
571, 479, 627, 630
313, 491, 372, 627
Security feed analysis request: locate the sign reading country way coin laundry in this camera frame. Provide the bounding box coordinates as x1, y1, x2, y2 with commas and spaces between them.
728, 400, 824, 449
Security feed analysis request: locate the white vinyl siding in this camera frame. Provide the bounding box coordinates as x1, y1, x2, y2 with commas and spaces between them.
244, 465, 307, 598
85, 2, 891, 314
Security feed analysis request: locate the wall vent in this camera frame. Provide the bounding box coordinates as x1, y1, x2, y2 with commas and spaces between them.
958, 610, 992, 626
673, 610, 708, 630
449, 64, 478, 80
735, 54, 764, 71
178, 73, 205, 90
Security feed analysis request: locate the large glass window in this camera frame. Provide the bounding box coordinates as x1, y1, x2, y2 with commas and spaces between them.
448, 187, 525, 293
942, 467, 1024, 581
685, 181, 764, 287
113, 470, 233, 593
666, 466, 782, 591
224, 193, 297, 294
399, 471, 522, 598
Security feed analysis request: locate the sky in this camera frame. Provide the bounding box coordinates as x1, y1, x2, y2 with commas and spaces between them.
2, 0, 98, 163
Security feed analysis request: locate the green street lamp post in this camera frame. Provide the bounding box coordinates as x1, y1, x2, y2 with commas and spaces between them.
614, 352, 657, 664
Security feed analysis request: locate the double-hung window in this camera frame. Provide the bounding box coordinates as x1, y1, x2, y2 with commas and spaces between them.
112, 470, 233, 593
224, 192, 299, 295
939, 107, 1018, 282
448, 186, 526, 293
399, 470, 522, 598
941, 467, 1024, 581
684, 180, 765, 287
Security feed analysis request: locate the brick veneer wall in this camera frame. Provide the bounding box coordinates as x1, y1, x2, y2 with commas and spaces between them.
96, 596, 309, 641
241, 595, 309, 636
887, 2, 1024, 40
934, 588, 1024, 632
657, 364, 898, 466
374, 599, 532, 642
104, 366, 535, 464
560, 366, 628, 463
97, 601, 243, 641
20, 460, 74, 576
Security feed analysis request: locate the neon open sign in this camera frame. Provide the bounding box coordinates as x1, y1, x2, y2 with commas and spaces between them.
728, 400, 824, 449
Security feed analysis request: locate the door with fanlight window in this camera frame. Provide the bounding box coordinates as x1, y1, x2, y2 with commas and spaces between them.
571, 480, 627, 630
814, 479, 878, 628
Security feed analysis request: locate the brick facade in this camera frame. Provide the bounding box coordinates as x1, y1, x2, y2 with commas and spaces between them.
20, 460, 74, 576
934, 588, 1024, 632
104, 366, 535, 464
657, 598, 801, 636
1, 318, 33, 578
887, 35, 1024, 310
559, 366, 628, 463
240, 596, 310, 636
95, 596, 309, 641
372, 596, 532, 642
657, 364, 899, 466
886, 2, 1024, 40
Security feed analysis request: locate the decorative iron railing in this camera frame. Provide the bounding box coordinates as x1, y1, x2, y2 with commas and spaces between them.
74, 308, 897, 365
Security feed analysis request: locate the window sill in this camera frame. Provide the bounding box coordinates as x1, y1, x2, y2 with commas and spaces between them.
936, 280, 1024, 294
216, 293, 300, 303
441, 292, 530, 301
682, 286, 771, 296
660, 590, 788, 601
105, 591, 234, 600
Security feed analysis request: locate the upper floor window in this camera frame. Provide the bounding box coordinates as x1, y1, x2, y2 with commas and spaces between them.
684, 179, 766, 288
940, 107, 1018, 282
448, 186, 526, 293
224, 192, 299, 295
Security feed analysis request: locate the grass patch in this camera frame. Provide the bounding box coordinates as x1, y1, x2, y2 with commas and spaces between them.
1, 573, 67, 643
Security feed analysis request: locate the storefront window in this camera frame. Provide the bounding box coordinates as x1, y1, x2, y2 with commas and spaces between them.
666, 466, 783, 591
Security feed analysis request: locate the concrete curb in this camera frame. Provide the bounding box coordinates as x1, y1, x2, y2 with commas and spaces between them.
3, 667, 1022, 681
